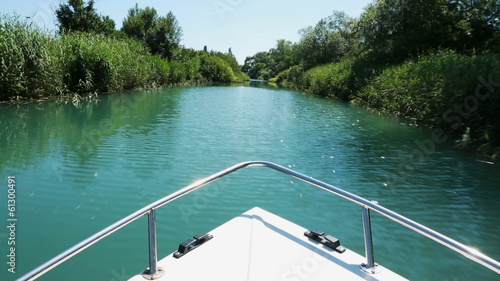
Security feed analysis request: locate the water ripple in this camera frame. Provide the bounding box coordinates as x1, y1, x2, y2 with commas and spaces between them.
2, 86, 499, 281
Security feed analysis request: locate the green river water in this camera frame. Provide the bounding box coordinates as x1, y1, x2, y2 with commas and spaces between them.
1, 82, 499, 280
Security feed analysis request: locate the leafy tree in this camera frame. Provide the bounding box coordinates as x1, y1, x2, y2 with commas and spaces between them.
295, 11, 355, 69
295, 21, 341, 68
242, 51, 272, 79
269, 40, 295, 74
242, 11, 357, 79
327, 11, 360, 56
450, 0, 500, 52
122, 5, 183, 60
55, 0, 115, 35
356, 0, 500, 60
242, 40, 296, 79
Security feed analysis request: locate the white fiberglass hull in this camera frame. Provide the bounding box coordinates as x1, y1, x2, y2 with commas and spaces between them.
129, 207, 407, 281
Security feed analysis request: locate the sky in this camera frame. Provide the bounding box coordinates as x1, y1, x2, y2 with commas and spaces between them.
2, 0, 372, 64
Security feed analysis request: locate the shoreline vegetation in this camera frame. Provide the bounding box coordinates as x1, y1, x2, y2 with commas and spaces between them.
242, 1, 500, 158
1, 1, 499, 158
0, 1, 249, 103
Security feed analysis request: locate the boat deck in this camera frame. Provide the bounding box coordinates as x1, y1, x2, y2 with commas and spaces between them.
129, 207, 407, 280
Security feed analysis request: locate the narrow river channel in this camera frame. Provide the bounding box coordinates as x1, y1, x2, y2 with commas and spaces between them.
1, 82, 499, 280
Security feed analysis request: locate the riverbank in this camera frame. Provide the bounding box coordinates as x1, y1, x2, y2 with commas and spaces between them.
242, 1, 499, 158
0, 16, 249, 103
274, 52, 500, 158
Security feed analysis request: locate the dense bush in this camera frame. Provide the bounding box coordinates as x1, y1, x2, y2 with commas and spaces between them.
353, 52, 500, 155
232, 71, 250, 83
199, 55, 235, 83
299, 60, 353, 100
276, 55, 384, 101
167, 57, 202, 85
209, 51, 250, 82
145, 55, 170, 88
271, 65, 304, 86
0, 16, 64, 100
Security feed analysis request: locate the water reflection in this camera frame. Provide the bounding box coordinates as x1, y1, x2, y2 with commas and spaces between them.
0, 90, 180, 174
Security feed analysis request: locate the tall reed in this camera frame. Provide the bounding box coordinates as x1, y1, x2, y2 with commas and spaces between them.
1, 15, 238, 101
59, 32, 170, 93
0, 15, 64, 100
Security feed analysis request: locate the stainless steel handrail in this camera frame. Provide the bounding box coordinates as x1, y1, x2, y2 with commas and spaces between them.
18, 161, 500, 280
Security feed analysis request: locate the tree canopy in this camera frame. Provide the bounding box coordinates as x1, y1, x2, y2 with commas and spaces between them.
121, 5, 183, 60
55, 0, 115, 35
242, 11, 356, 79
243, 1, 500, 79
356, 0, 500, 62
242, 40, 295, 80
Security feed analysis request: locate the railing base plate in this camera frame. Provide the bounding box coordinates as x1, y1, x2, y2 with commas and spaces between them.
360, 263, 381, 274
142, 267, 164, 280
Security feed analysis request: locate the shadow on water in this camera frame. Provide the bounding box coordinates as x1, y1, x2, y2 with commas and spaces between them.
249, 79, 279, 89
0, 90, 181, 173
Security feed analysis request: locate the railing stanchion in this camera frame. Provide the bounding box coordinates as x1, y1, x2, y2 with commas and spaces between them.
143, 209, 164, 279
360, 204, 380, 274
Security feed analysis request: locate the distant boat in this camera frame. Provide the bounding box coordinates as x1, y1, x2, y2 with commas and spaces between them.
19, 161, 500, 280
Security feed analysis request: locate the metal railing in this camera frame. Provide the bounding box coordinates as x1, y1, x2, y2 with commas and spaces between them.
18, 161, 500, 280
